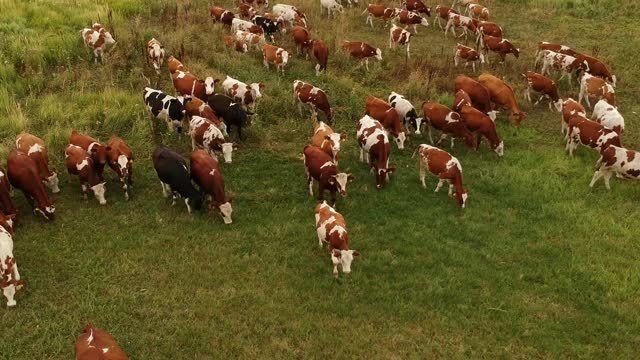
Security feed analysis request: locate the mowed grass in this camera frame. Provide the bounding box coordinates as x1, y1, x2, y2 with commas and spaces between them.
1, 0, 640, 358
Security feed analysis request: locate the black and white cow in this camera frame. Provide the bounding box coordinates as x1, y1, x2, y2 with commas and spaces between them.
389, 92, 422, 135
143, 87, 191, 134
252, 15, 280, 42
207, 94, 249, 140
152, 146, 204, 214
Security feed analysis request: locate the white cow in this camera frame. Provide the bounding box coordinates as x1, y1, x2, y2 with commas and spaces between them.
81, 23, 116, 63
320, 0, 343, 18
273, 4, 307, 27
592, 99, 625, 135
231, 18, 258, 33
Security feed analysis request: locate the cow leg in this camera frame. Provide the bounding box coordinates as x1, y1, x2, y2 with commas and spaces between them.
437, 133, 447, 146
331, 253, 340, 278
359, 147, 364, 162
454, 54, 459, 67
406, 43, 410, 59
450, 137, 455, 149
185, 198, 192, 214
589, 170, 605, 188
330, 191, 336, 207
297, 101, 303, 115
160, 182, 170, 198
534, 95, 545, 106
263, 58, 269, 69
2, 284, 16, 307
365, 58, 370, 71
427, 126, 434, 145
419, 162, 427, 188
310, 106, 318, 121
434, 179, 445, 193
81, 183, 88, 200
472, 62, 476, 73
171, 192, 178, 206
308, 175, 314, 196
413, 24, 418, 34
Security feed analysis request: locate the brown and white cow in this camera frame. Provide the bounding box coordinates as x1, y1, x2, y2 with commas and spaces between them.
590, 145, 640, 190
262, 44, 289, 73
561, 98, 586, 136
1, 227, 24, 307
404, 0, 431, 16
185, 96, 227, 135
272, 4, 308, 28
312, 121, 346, 164
415, 144, 468, 208
224, 35, 248, 53
389, 24, 412, 58
468, 3, 489, 20
232, 18, 265, 35
592, 99, 624, 135
189, 116, 235, 163
293, 80, 333, 123
167, 56, 186, 74
0, 167, 17, 218
190, 150, 234, 224
445, 13, 477, 39
538, 50, 589, 85
81, 23, 116, 63
7, 151, 55, 221
357, 115, 395, 188
524, 71, 562, 112
454, 43, 484, 72
454, 75, 496, 119
65, 144, 107, 205
146, 38, 165, 74
303, 145, 354, 207
209, 6, 235, 27
422, 101, 476, 150
314, 201, 359, 278
233, 30, 263, 51
70, 131, 109, 181
362, 4, 399, 28
566, 114, 621, 157
106, 136, 133, 201
481, 36, 519, 63
291, 26, 312, 57
312, 38, 329, 76
434, 5, 458, 29
222, 75, 264, 112
575, 53, 616, 87
172, 71, 218, 101
341, 41, 382, 71
75, 324, 129, 360
459, 104, 504, 156
476, 21, 502, 40
535, 42, 577, 69
397, 9, 429, 34
15, 133, 59, 194
578, 73, 616, 108
478, 73, 526, 126
239, 3, 257, 19
365, 96, 406, 150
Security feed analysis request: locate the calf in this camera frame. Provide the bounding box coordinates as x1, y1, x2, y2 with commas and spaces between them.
579, 73, 616, 108
566, 114, 621, 157
262, 44, 289, 73
538, 50, 589, 85
146, 38, 165, 74
15, 132, 60, 194
106, 136, 133, 201
185, 96, 227, 136
190, 150, 234, 224
314, 201, 359, 278
454, 43, 484, 72
389, 91, 421, 134
362, 4, 399, 28
468, 3, 489, 20
232, 18, 264, 35
312, 38, 329, 76
7, 151, 55, 221
459, 104, 504, 156
70, 131, 109, 180
208, 94, 249, 140
144, 87, 190, 134
81, 23, 116, 63
576, 53, 616, 87
303, 145, 354, 207
454, 75, 496, 119
397, 10, 429, 34
312, 121, 346, 164
234, 30, 264, 51
422, 101, 476, 149
415, 144, 468, 208
167, 56, 186, 74
209, 6, 235, 27
482, 36, 519, 63
365, 96, 406, 150
0, 167, 17, 217
75, 325, 129, 360
561, 98, 586, 136
478, 73, 526, 126
189, 116, 235, 164
592, 99, 624, 135
404, 0, 431, 16
590, 145, 640, 190
224, 35, 249, 53
272, 4, 307, 27
171, 70, 218, 101
294, 80, 333, 123
389, 24, 412, 59
252, 15, 281, 42
524, 71, 562, 112
291, 26, 312, 57
65, 144, 107, 205
239, 3, 257, 19
152, 146, 204, 214
1, 227, 24, 307
434, 5, 458, 29
356, 115, 396, 188
445, 13, 477, 39
321, 0, 343, 18
222, 76, 264, 112
341, 41, 382, 71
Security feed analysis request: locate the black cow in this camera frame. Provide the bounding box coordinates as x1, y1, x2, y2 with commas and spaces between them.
152, 146, 204, 214
143, 87, 191, 134
252, 15, 280, 42
207, 94, 249, 140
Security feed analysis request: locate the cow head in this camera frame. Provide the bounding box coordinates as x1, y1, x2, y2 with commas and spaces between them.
45, 171, 60, 193
419, 16, 429, 27
513, 47, 520, 58
394, 132, 406, 150
215, 197, 234, 225
34, 204, 55, 221
89, 143, 108, 165
512, 111, 526, 126
91, 182, 107, 205
494, 141, 504, 157
376, 166, 396, 189
331, 249, 360, 276
325, 132, 346, 161
552, 99, 563, 112
204, 77, 219, 95
375, 48, 383, 61
452, 188, 468, 208
250, 83, 265, 103
487, 110, 499, 122
328, 173, 355, 197
220, 142, 235, 163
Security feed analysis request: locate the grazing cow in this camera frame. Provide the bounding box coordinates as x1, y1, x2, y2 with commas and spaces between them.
482, 36, 519, 63
389, 91, 421, 135
523, 71, 562, 112
293, 80, 333, 123
445, 13, 477, 39
404, 0, 431, 16
262, 44, 289, 73
208, 94, 249, 140
222, 76, 264, 112
234, 30, 264, 51
146, 38, 165, 74
303, 145, 354, 207
209, 6, 235, 27
65, 145, 107, 205
152, 146, 204, 214
15, 133, 60, 194
478, 73, 526, 126
365, 96, 406, 150
476, 21, 502, 40
252, 15, 281, 42
538, 50, 589, 85
452, 88, 472, 112
590, 145, 640, 190
232, 18, 264, 35
459, 104, 504, 156
312, 38, 329, 76
184, 96, 227, 136
189, 116, 235, 164
454, 75, 496, 119
167, 56, 186, 74
356, 115, 396, 188
224, 35, 249, 53
75, 325, 129, 360
579, 73, 616, 108
291, 26, 312, 57
314, 201, 359, 278
0, 167, 17, 217
7, 151, 55, 221
397, 10, 429, 34
341, 41, 382, 71
81, 23, 116, 63
1, 227, 24, 307
415, 144, 468, 208
190, 150, 234, 224
272, 4, 307, 27
362, 4, 399, 28
592, 99, 624, 135
561, 98, 586, 136
106, 137, 133, 201
575, 53, 616, 87
422, 101, 476, 149
70, 131, 108, 180
144, 87, 190, 134
171, 70, 218, 101
321, 0, 343, 18
454, 43, 484, 72
434, 5, 458, 29
389, 24, 412, 58
239, 3, 257, 19
468, 3, 489, 20
535, 42, 577, 68
566, 114, 621, 157
312, 121, 346, 163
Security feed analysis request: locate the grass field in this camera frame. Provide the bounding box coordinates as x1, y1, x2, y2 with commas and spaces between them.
1, 0, 640, 358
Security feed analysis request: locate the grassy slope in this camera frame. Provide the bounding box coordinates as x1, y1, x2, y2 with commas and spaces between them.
1, 0, 640, 358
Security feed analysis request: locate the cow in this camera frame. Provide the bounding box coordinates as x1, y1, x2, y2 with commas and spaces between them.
538, 50, 589, 85
1, 227, 25, 307
222, 76, 264, 112
291, 26, 312, 57
234, 30, 264, 51
239, 3, 257, 19
566, 114, 621, 157
7, 151, 55, 221
592, 99, 624, 135
590, 145, 640, 190
575, 53, 616, 87
561, 98, 586, 136
293, 80, 333, 123
146, 38, 165, 74
303, 145, 354, 207
65, 144, 107, 205
106, 136, 133, 201
397, 10, 429, 34
167, 56, 186, 74
445, 13, 477, 39
452, 88, 472, 112
312, 38, 329, 76
208, 94, 249, 140
341, 41, 382, 71
478, 73, 527, 126
389, 91, 421, 135
523, 71, 562, 112
535, 42, 577, 68
189, 116, 235, 164
422, 101, 475, 149
454, 75, 496, 120
404, 0, 431, 16
415, 144, 468, 208
272, 4, 307, 27
15, 133, 60, 194
459, 104, 504, 156
321, 0, 343, 18
362, 4, 399, 28
0, 167, 17, 218
454, 43, 484, 72
70, 131, 109, 181
312, 121, 346, 164
171, 70, 218, 101
451, 0, 478, 11
476, 21, 502, 40
578, 73, 616, 108
365, 96, 406, 150
232, 18, 264, 35
75, 325, 129, 360
356, 115, 395, 189
190, 150, 234, 224
434, 5, 458, 29
262, 44, 289, 73
314, 201, 359, 278
468, 3, 489, 20
389, 24, 412, 58
81, 23, 116, 63
252, 15, 281, 42
224, 35, 249, 53
144, 87, 190, 134
481, 36, 519, 63
152, 146, 204, 214
209, 6, 235, 27
184, 96, 227, 136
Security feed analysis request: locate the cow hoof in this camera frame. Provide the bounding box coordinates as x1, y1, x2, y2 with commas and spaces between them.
6, 301, 16, 307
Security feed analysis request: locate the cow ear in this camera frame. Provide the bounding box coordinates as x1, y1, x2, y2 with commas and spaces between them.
347, 174, 355, 183
90, 147, 98, 153
352, 251, 360, 257
228, 195, 234, 203
328, 175, 336, 185
340, 132, 347, 141
332, 249, 341, 258
7, 214, 16, 220
259, 83, 265, 90
324, 135, 331, 141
